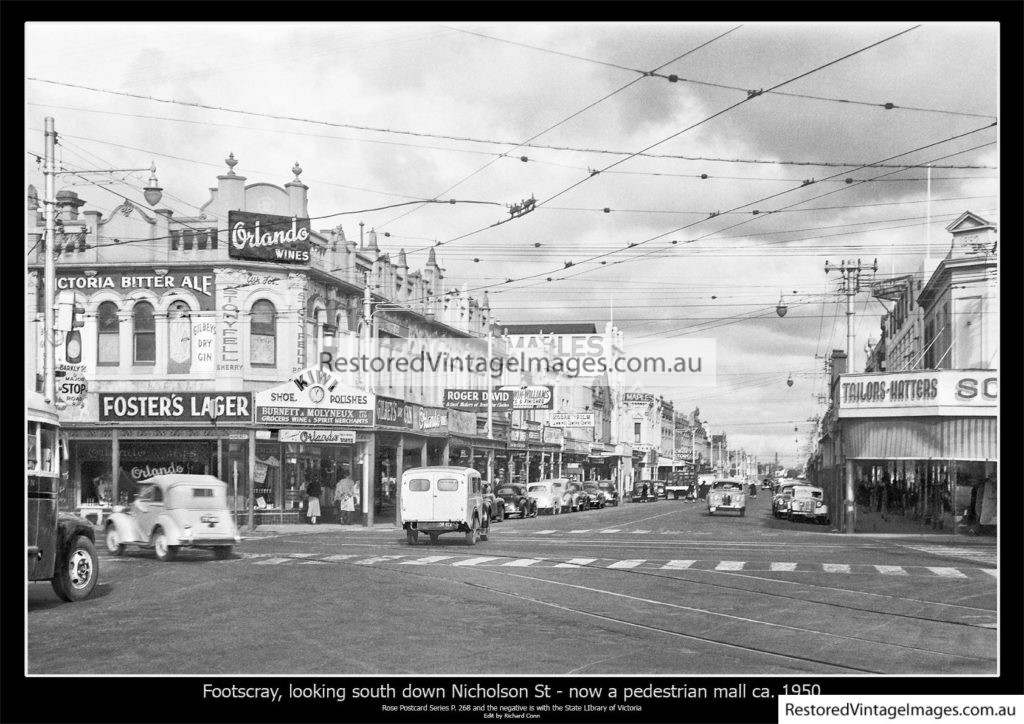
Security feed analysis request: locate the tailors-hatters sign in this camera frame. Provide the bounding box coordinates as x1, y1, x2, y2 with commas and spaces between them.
99, 392, 253, 422
228, 211, 311, 264
255, 367, 374, 426
836, 370, 998, 418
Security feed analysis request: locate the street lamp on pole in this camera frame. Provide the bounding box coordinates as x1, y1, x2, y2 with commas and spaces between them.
41, 117, 162, 404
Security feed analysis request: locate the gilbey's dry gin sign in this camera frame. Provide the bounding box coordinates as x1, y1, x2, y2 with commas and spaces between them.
228, 211, 311, 264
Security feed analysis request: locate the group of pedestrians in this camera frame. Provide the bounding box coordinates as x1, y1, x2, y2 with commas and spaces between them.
304, 466, 360, 524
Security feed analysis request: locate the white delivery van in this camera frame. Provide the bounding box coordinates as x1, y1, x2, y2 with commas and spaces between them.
400, 466, 489, 546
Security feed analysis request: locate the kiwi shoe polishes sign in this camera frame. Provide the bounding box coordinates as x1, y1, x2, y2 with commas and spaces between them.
228, 211, 311, 264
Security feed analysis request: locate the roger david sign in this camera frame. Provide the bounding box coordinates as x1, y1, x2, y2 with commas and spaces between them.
99, 393, 253, 422
255, 367, 374, 426
443, 386, 554, 411
228, 211, 311, 264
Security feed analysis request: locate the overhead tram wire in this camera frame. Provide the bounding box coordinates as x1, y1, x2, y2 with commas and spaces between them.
28, 99, 996, 172
404, 24, 924, 260
445, 25, 996, 122
374, 25, 743, 230
535, 130, 995, 292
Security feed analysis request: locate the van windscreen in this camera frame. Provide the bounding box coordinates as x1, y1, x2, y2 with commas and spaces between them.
437, 478, 459, 491
408, 479, 430, 492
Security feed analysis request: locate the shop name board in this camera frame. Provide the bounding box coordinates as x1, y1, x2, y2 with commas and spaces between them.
376, 396, 415, 428
228, 211, 311, 264
542, 427, 563, 445
837, 370, 998, 418
443, 386, 553, 411
549, 412, 595, 428
507, 334, 608, 359
255, 367, 374, 426
419, 408, 448, 431
279, 429, 356, 444
55, 272, 214, 297
624, 392, 654, 404
99, 392, 253, 422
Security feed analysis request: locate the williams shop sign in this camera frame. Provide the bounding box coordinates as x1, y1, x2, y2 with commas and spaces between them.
228, 211, 311, 264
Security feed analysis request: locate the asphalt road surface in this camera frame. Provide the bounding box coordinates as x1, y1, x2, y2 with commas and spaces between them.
28, 494, 997, 675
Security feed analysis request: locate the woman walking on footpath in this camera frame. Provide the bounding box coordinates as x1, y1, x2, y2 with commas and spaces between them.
334, 467, 356, 525
306, 479, 322, 524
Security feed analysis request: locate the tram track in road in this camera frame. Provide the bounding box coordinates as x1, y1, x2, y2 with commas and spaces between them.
318, 555, 991, 675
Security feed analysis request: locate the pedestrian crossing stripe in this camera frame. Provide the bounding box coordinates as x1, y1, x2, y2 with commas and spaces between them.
534, 530, 556, 535
240, 554, 994, 578
901, 545, 997, 567
874, 565, 908, 576
599, 529, 622, 533
630, 530, 651, 534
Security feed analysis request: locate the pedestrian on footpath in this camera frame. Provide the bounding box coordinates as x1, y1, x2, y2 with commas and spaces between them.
306, 479, 322, 524
335, 467, 356, 524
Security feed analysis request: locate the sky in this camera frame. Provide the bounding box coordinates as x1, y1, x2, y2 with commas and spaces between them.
24, 21, 1000, 466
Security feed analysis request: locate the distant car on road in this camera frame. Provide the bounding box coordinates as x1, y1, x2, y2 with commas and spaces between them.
786, 485, 830, 524
104, 474, 242, 561
481, 482, 505, 523
565, 481, 589, 511
495, 484, 537, 519
772, 479, 810, 518
527, 481, 564, 515
707, 479, 747, 517
581, 481, 606, 509
630, 482, 658, 503
595, 480, 620, 507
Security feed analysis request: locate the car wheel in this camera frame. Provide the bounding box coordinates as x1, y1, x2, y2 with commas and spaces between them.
465, 518, 479, 546
152, 528, 178, 562
104, 525, 125, 556
480, 518, 489, 541
406, 529, 419, 546
213, 546, 233, 559
51, 535, 99, 603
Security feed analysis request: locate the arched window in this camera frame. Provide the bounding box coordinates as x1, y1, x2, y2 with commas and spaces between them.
251, 300, 277, 367
133, 301, 155, 364
167, 300, 191, 373
97, 301, 119, 366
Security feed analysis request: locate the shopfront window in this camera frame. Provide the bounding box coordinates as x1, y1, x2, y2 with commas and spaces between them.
254, 443, 281, 510
251, 300, 277, 367
283, 442, 354, 520
117, 440, 214, 505
97, 301, 119, 366
133, 301, 156, 364
73, 442, 114, 506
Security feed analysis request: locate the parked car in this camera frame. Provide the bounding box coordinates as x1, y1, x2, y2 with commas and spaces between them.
400, 466, 488, 545
581, 481, 607, 509
104, 474, 242, 561
654, 482, 667, 499
565, 481, 589, 511
481, 482, 505, 523
527, 481, 564, 515
787, 485, 829, 524
707, 479, 747, 517
772, 484, 797, 518
595, 480, 619, 507
630, 481, 658, 502
495, 484, 537, 519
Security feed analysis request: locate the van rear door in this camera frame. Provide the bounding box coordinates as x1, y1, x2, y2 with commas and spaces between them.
401, 474, 436, 522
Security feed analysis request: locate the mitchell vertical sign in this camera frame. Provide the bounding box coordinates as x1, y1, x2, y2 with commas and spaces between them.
228, 211, 311, 264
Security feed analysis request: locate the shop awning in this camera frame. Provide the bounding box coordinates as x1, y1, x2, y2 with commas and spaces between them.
842, 416, 996, 461
448, 435, 507, 451
657, 457, 676, 467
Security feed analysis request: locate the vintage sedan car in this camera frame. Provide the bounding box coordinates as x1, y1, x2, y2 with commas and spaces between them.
495, 484, 537, 519
630, 481, 659, 503
787, 485, 829, 524
707, 479, 746, 516
527, 481, 564, 515
772, 480, 810, 518
104, 475, 241, 561
581, 481, 607, 509
481, 482, 505, 523
565, 481, 589, 511
595, 480, 619, 507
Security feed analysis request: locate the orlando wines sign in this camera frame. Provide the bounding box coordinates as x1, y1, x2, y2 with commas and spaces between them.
228, 210, 311, 264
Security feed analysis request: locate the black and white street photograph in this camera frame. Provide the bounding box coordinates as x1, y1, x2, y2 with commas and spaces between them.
17, 10, 1015, 724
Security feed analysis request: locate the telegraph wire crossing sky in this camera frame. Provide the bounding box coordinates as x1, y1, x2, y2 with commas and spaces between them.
24, 21, 999, 464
